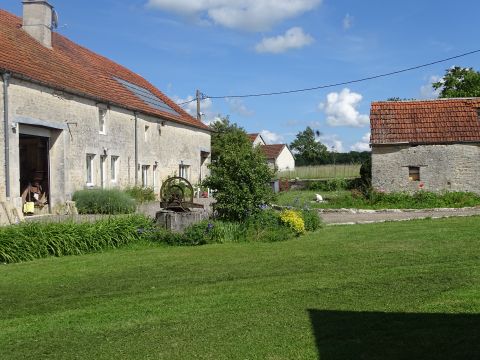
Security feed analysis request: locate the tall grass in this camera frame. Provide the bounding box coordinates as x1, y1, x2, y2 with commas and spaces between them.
73, 189, 136, 214
277, 164, 361, 180
0, 215, 154, 263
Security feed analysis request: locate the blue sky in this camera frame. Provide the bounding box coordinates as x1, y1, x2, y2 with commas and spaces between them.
4, 0, 480, 152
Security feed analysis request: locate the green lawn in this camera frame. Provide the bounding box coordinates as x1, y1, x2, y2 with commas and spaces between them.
1, 217, 480, 359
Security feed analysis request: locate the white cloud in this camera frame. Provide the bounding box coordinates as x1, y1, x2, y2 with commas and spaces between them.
225, 98, 254, 117
319, 88, 369, 127
319, 134, 344, 153
420, 75, 441, 99
343, 13, 353, 30
255, 27, 314, 53
260, 130, 284, 144
350, 132, 371, 152
146, 0, 322, 32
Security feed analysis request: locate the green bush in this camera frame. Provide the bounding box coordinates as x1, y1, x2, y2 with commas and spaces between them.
301, 209, 322, 232
124, 186, 156, 203
203, 119, 275, 221
73, 189, 136, 214
153, 210, 298, 246
0, 215, 154, 263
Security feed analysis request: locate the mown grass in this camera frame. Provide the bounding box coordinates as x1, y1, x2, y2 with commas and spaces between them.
1, 217, 479, 359
277, 164, 361, 180
277, 189, 480, 209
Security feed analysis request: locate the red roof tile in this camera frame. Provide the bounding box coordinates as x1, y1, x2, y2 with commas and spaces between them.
260, 144, 286, 159
0, 10, 209, 130
248, 133, 259, 142
370, 98, 480, 144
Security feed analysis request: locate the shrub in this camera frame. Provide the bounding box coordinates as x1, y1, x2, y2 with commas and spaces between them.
203, 119, 275, 221
306, 178, 348, 191
280, 210, 305, 235
73, 189, 136, 214
124, 186, 156, 203
301, 209, 322, 232
0, 215, 154, 263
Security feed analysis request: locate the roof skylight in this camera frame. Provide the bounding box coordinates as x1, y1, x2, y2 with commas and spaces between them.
114, 77, 179, 116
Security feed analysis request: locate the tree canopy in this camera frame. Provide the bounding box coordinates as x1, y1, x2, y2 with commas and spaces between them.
289, 127, 328, 166
433, 66, 480, 98
203, 118, 275, 221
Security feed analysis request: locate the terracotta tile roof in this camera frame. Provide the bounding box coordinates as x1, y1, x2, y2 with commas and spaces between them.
260, 144, 286, 160
370, 98, 480, 145
0, 10, 209, 130
248, 133, 259, 142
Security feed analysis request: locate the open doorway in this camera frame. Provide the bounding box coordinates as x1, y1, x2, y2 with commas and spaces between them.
19, 134, 50, 214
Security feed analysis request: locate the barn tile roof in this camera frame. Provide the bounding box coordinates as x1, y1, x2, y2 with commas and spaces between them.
0, 9, 209, 130
248, 133, 259, 142
261, 144, 286, 160
370, 98, 480, 145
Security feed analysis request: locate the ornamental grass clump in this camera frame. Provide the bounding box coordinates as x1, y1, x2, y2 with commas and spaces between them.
280, 210, 306, 235
73, 189, 136, 214
0, 215, 154, 263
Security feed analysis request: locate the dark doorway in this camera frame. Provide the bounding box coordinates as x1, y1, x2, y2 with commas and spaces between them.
19, 134, 50, 213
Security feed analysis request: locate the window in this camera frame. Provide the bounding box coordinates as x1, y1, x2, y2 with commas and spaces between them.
111, 156, 119, 183
153, 164, 157, 189
142, 165, 150, 187
86, 154, 95, 186
100, 155, 107, 188
409, 166, 420, 181
99, 109, 107, 134
144, 125, 150, 141
179, 163, 190, 180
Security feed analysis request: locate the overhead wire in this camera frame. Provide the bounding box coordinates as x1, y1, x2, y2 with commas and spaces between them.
176, 49, 480, 106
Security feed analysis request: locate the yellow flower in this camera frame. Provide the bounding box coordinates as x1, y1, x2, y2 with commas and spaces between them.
280, 210, 305, 235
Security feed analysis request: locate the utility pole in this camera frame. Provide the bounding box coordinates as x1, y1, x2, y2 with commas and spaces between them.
196, 89, 201, 121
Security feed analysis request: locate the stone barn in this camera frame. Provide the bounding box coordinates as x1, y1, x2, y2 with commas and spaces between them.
0, 1, 211, 222
370, 98, 480, 194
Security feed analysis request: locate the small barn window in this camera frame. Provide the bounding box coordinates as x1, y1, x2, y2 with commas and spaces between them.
409, 166, 420, 181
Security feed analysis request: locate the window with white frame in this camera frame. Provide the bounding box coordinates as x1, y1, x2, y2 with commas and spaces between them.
100, 155, 107, 188
144, 125, 150, 141
142, 165, 150, 187
99, 108, 107, 134
153, 164, 158, 189
111, 156, 119, 183
86, 154, 95, 186
179, 163, 190, 180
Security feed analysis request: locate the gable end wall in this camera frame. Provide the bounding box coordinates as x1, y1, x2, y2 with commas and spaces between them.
372, 143, 480, 194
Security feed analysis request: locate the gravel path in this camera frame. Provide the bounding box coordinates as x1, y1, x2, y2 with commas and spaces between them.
320, 207, 480, 225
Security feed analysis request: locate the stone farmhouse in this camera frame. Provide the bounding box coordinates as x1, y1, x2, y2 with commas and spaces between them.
0, 1, 211, 222
370, 98, 480, 193
248, 133, 295, 172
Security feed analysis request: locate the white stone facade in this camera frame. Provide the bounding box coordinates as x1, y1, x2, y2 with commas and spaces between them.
0, 77, 211, 215
274, 146, 295, 172
372, 143, 480, 194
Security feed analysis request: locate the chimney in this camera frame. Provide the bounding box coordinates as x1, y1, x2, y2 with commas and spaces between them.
22, 0, 54, 49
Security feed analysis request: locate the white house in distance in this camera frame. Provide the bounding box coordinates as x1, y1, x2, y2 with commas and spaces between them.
0, 1, 211, 223
248, 133, 295, 172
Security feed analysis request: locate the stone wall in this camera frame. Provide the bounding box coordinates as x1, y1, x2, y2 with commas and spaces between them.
0, 77, 211, 215
372, 143, 480, 193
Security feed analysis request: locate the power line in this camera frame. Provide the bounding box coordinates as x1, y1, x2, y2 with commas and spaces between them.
175, 49, 480, 105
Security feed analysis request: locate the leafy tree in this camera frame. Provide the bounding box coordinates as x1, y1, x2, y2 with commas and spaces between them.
290, 127, 328, 166
203, 119, 275, 221
433, 66, 480, 98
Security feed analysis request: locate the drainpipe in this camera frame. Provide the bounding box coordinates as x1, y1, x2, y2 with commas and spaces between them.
2, 72, 10, 198
134, 111, 138, 186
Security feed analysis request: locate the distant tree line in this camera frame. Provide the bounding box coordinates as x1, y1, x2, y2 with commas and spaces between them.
289, 126, 370, 166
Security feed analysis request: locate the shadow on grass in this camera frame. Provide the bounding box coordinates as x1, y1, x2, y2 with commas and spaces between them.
308, 310, 480, 360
